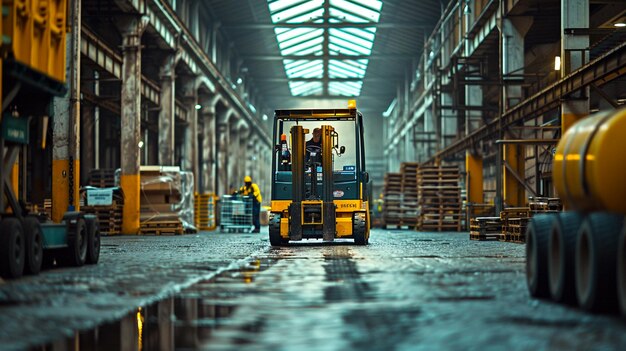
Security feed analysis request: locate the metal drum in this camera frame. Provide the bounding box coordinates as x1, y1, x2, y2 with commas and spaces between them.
553, 108, 626, 213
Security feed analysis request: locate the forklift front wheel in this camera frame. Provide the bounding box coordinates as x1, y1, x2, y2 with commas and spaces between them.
63, 218, 88, 267
0, 218, 25, 279
23, 217, 43, 275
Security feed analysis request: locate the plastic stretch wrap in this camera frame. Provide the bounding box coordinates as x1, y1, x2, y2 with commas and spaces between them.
139, 167, 196, 233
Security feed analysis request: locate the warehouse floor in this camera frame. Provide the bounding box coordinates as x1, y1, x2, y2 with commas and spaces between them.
1, 229, 625, 350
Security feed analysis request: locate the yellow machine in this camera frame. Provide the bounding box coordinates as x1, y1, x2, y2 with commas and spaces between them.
525, 107, 626, 315
268, 101, 370, 245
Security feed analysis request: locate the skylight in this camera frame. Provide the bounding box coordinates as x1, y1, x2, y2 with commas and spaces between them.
267, 0, 383, 97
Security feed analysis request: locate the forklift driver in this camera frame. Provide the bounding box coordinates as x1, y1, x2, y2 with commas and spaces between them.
305, 127, 322, 165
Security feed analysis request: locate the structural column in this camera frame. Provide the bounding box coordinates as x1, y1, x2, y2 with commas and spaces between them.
237, 122, 249, 183
201, 108, 215, 194
502, 17, 533, 109
119, 16, 147, 234
216, 110, 232, 195
52, 0, 81, 222
158, 54, 176, 165
561, 0, 589, 132
182, 82, 199, 191
465, 151, 484, 205
503, 144, 525, 207
228, 120, 241, 190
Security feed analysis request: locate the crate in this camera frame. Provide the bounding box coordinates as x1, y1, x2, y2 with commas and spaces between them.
194, 193, 217, 231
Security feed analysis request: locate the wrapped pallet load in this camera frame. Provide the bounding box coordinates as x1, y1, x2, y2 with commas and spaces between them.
139, 166, 196, 235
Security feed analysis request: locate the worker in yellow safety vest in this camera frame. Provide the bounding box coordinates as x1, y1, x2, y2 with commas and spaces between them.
236, 176, 262, 233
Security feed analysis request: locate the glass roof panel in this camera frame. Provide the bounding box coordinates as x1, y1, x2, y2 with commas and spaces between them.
328, 81, 362, 96
268, 0, 382, 96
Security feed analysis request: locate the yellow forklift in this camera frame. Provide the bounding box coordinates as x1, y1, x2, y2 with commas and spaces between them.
269, 101, 370, 246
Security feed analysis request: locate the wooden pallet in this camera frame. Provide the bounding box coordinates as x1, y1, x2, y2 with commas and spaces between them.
469, 217, 502, 240
139, 219, 184, 235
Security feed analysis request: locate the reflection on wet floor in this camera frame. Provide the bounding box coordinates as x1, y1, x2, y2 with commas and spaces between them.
31, 259, 273, 351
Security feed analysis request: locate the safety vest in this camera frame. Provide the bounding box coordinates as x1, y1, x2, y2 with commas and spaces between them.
239, 183, 262, 203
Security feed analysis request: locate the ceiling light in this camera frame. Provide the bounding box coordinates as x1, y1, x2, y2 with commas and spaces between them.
138, 141, 144, 148
195, 104, 202, 110
615, 23, 626, 27
262, 114, 268, 121
554, 56, 561, 71
236, 77, 243, 85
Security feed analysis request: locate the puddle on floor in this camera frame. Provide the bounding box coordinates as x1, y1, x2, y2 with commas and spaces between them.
30, 259, 274, 351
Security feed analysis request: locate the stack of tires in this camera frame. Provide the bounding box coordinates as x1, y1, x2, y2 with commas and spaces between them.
526, 108, 626, 315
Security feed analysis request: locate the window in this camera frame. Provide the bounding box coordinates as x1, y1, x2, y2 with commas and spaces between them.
268, 0, 383, 96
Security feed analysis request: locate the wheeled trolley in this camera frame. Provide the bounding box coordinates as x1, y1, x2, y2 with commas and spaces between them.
220, 195, 253, 233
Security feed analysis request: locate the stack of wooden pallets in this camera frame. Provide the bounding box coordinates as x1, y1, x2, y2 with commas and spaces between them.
82, 201, 123, 235
469, 217, 502, 240
400, 162, 420, 228
529, 197, 562, 215
382, 173, 404, 228
417, 165, 463, 232
499, 207, 531, 243
194, 193, 217, 231
88, 169, 117, 188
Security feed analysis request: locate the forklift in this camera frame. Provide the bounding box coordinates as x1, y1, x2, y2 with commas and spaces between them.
269, 100, 370, 246
0, 0, 100, 278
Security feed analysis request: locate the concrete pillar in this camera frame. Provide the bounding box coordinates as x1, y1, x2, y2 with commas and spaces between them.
216, 109, 234, 195
52, 0, 81, 221
465, 69, 483, 133
228, 119, 240, 191
502, 17, 533, 110
158, 54, 176, 165
237, 122, 250, 183
200, 108, 215, 193
561, 0, 589, 132
80, 103, 94, 185
118, 16, 147, 234
182, 84, 199, 191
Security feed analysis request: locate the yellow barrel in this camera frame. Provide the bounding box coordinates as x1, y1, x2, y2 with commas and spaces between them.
553, 107, 626, 214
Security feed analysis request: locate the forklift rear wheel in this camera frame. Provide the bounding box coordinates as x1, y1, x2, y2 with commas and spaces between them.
85, 216, 101, 264
23, 217, 43, 275
63, 218, 88, 267
0, 218, 25, 279
353, 212, 368, 245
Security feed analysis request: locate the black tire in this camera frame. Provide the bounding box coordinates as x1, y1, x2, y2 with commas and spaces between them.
269, 213, 287, 246
0, 218, 25, 279
575, 213, 623, 312
548, 212, 584, 304
618, 223, 626, 317
353, 212, 368, 245
62, 218, 88, 267
526, 214, 555, 298
85, 215, 100, 264
23, 216, 43, 275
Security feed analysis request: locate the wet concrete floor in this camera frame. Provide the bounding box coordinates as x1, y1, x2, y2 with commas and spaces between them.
0, 228, 625, 350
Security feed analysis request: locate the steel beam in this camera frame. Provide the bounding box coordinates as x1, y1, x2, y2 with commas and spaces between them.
430, 41, 626, 161
241, 54, 414, 61
222, 23, 429, 29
